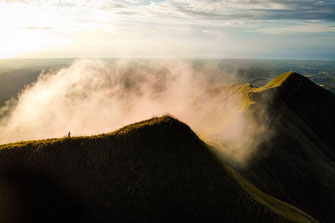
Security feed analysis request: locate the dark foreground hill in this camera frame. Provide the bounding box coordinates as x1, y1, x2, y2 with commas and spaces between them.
0, 116, 316, 223
240, 72, 335, 223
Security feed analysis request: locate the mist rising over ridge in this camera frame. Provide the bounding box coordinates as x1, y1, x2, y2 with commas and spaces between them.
1, 58, 335, 222
0, 58, 334, 166
1, 58, 334, 109
0, 58, 269, 163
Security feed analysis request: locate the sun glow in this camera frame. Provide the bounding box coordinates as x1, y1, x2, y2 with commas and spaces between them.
0, 28, 53, 59
0, 2, 66, 58
0, 0, 333, 59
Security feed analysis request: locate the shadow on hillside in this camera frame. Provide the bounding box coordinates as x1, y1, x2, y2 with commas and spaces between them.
0, 171, 88, 223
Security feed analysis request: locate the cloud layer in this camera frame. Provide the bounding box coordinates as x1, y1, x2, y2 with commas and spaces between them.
0, 59, 269, 163
1, 0, 334, 59
6, 0, 335, 21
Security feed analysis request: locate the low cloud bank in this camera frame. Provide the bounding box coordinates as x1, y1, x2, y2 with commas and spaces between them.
0, 58, 270, 164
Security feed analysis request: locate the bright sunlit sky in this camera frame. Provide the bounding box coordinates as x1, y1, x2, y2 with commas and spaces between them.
0, 0, 334, 59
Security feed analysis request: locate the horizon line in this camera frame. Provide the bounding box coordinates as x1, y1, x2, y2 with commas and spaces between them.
1, 57, 334, 61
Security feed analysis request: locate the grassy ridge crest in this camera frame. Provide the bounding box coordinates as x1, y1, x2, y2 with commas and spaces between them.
0, 115, 318, 223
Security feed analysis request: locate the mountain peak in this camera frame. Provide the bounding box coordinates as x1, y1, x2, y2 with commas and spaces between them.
243, 71, 335, 223
250, 72, 315, 97
250, 71, 334, 104
111, 115, 196, 140
263, 71, 312, 90
249, 70, 335, 159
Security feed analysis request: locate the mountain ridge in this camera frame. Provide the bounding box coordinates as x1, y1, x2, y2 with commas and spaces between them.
0, 115, 317, 223
239, 72, 335, 223
0, 71, 333, 223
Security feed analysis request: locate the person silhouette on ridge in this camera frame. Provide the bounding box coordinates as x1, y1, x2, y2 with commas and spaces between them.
68, 131, 71, 138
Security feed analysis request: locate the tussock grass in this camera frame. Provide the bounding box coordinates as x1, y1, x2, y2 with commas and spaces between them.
0, 115, 317, 223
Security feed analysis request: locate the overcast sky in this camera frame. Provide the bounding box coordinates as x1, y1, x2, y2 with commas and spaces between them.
0, 0, 334, 59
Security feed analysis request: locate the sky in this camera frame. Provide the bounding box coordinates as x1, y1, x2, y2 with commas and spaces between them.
0, 0, 334, 59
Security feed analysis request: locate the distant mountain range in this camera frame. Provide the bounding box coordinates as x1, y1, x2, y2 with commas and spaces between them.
0, 71, 334, 222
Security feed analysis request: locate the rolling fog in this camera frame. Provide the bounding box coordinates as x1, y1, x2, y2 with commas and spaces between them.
0, 59, 271, 164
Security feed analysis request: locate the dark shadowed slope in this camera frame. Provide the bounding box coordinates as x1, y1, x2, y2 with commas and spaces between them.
241, 72, 335, 223
0, 116, 316, 223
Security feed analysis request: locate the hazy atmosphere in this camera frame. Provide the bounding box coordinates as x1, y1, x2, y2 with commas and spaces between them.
1, 0, 334, 59
0, 59, 267, 164
0, 0, 334, 165
1, 1, 335, 223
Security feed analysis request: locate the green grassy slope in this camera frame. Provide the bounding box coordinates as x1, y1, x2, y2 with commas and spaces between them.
241, 72, 335, 223
0, 116, 316, 223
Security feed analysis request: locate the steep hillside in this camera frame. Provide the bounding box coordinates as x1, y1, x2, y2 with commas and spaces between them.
241, 72, 335, 223
0, 116, 316, 223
